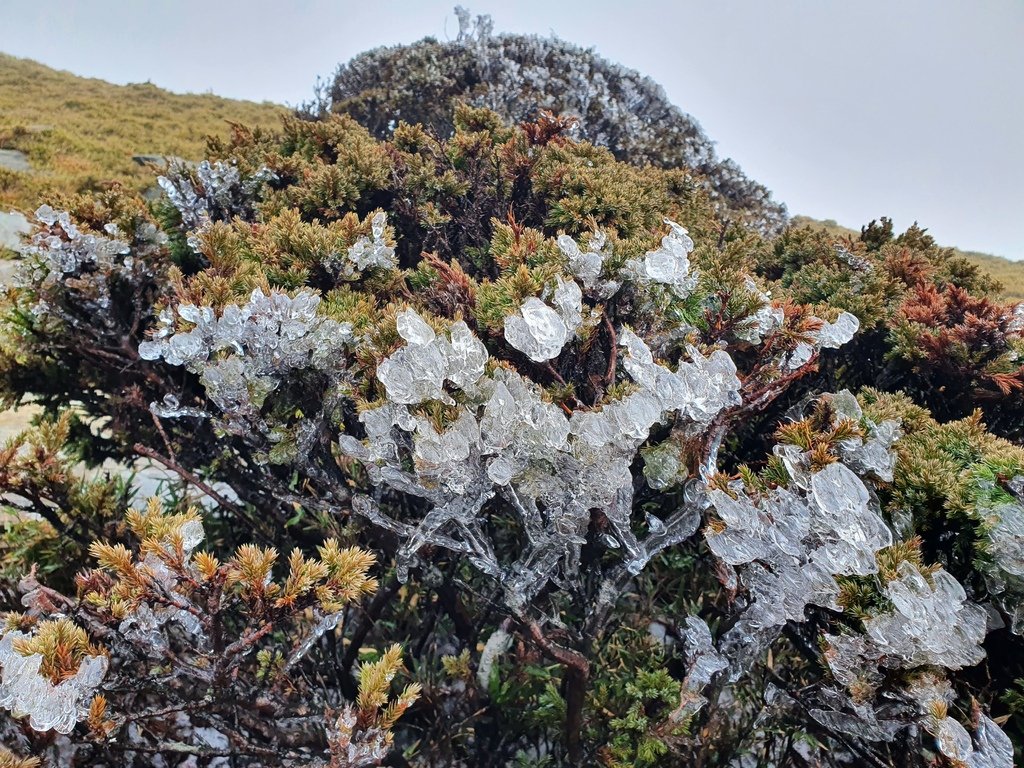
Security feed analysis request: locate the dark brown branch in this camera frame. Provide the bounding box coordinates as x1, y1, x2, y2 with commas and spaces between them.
603, 313, 617, 386
133, 443, 243, 518
521, 620, 590, 763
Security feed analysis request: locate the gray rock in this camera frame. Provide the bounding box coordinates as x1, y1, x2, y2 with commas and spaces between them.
132, 154, 190, 169
0, 210, 31, 254
0, 149, 31, 173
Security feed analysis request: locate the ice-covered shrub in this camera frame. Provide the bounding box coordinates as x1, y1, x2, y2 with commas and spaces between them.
308, 8, 788, 236
0, 102, 1018, 766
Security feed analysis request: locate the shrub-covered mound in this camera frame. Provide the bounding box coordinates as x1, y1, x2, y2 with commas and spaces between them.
0, 106, 1021, 766
307, 8, 788, 238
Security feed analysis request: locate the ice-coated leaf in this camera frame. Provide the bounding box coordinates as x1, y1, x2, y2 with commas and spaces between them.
378, 310, 489, 404
706, 440, 897, 677
0, 631, 107, 734
344, 211, 397, 274
551, 276, 583, 335
504, 297, 569, 362
862, 561, 987, 669
624, 218, 698, 296
734, 278, 784, 344
815, 312, 859, 348
558, 232, 606, 290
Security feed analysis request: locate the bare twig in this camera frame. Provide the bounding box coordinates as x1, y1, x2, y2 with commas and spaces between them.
133, 443, 242, 518
603, 313, 617, 387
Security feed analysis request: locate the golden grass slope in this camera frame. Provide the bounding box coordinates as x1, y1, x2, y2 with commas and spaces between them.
792, 216, 1024, 301
0, 53, 287, 211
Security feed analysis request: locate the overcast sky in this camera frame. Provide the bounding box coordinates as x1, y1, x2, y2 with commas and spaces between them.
2, 0, 1022, 259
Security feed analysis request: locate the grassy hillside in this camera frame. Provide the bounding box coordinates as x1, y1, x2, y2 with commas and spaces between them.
792, 216, 1024, 301
0, 53, 287, 211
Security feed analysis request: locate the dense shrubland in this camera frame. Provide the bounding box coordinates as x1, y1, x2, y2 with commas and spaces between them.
0, 19, 1022, 768
305, 8, 788, 239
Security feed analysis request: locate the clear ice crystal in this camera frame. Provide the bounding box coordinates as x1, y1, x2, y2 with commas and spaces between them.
22, 205, 158, 317
782, 311, 860, 371
815, 312, 860, 349
641, 441, 683, 490
936, 716, 973, 761
328, 704, 391, 768
682, 616, 727, 689
550, 276, 583, 335
158, 160, 275, 237
966, 715, 1015, 768
805, 691, 905, 743
0, 630, 108, 734
861, 561, 987, 669
141, 288, 352, 423
340, 211, 397, 275
820, 561, 989, 739
347, 314, 735, 610
150, 393, 210, 420
934, 715, 1014, 768
988, 501, 1024, 578
624, 218, 698, 296
558, 233, 602, 288
611, 328, 741, 433
504, 296, 569, 362
377, 310, 488, 404
673, 616, 728, 720
734, 278, 784, 344
117, 522, 207, 654
396, 309, 435, 345
178, 519, 205, 553
825, 391, 901, 482
706, 454, 894, 675
1009, 303, 1024, 334
558, 230, 619, 295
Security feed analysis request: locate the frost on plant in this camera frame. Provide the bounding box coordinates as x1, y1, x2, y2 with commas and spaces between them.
0, 623, 107, 735
706, 460, 893, 674
376, 310, 487, 403
158, 160, 276, 236
976, 475, 1024, 633
343, 308, 742, 611
21, 205, 163, 317
824, 560, 987, 680
932, 714, 1014, 768
337, 211, 397, 276
140, 288, 352, 429
784, 311, 860, 371
322, 16, 789, 234
6, 84, 1023, 764
623, 218, 698, 296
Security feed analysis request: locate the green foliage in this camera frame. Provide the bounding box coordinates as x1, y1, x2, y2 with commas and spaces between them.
792, 214, 1024, 301
590, 630, 685, 768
